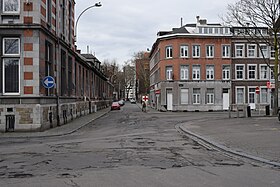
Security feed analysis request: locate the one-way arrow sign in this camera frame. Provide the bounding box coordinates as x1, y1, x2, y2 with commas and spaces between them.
43, 76, 55, 89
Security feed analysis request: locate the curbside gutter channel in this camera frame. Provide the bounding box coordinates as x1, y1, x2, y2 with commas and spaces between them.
0, 110, 110, 139
177, 123, 280, 168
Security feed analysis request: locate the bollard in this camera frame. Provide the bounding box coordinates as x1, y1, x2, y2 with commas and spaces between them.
247, 105, 251, 117
265, 105, 270, 116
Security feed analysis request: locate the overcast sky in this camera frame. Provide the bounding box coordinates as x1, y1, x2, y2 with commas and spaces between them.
75, 0, 237, 65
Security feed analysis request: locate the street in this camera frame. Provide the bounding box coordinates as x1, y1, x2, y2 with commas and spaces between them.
0, 103, 279, 187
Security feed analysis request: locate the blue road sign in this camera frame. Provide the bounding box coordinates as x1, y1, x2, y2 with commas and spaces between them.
43, 76, 55, 89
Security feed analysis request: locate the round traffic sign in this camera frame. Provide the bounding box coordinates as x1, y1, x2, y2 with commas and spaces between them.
255, 86, 260, 94
43, 76, 55, 89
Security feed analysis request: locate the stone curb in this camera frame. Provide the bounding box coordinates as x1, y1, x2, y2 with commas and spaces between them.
177, 123, 280, 168
0, 110, 110, 139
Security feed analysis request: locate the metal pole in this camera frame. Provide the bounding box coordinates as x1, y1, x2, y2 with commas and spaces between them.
74, 2, 102, 41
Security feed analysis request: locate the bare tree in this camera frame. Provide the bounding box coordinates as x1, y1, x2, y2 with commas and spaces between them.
133, 51, 150, 100
223, 0, 280, 114
123, 61, 135, 100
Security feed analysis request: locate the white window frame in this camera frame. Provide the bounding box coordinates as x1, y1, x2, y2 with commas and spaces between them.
166, 66, 173, 80
247, 64, 256, 80
180, 88, 189, 104
3, 38, 20, 56
259, 44, 268, 58
192, 45, 200, 58
235, 44, 245, 58
206, 88, 214, 104
259, 64, 268, 80
193, 88, 200, 104
248, 87, 256, 105
222, 45, 231, 58
236, 87, 245, 104
165, 46, 173, 59
180, 45, 188, 58
192, 65, 200, 80
2, 58, 20, 95
222, 65, 230, 80
180, 65, 189, 80
235, 64, 245, 80
206, 65, 214, 80
260, 87, 268, 104
2, 0, 20, 14
247, 44, 257, 58
270, 46, 275, 59
206, 45, 214, 58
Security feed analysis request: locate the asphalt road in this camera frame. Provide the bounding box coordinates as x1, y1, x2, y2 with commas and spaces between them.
0, 103, 279, 187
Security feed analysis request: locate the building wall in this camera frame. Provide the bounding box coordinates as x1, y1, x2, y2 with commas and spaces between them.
150, 34, 232, 111
0, 0, 113, 132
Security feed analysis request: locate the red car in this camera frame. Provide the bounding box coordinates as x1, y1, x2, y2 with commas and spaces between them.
111, 102, 121, 110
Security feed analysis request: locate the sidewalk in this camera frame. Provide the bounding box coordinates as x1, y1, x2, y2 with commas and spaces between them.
179, 116, 280, 167
0, 108, 110, 138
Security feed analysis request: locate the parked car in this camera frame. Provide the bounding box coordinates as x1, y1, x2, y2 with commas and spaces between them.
111, 102, 121, 110
118, 99, 125, 106
130, 98, 136, 104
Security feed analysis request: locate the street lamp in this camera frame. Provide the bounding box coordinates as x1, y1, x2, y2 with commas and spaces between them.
74, 2, 102, 42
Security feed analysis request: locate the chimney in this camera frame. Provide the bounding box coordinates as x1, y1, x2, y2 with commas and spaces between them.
196, 16, 200, 23
181, 17, 183, 27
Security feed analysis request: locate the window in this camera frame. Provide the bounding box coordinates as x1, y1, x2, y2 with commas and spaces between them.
206, 65, 214, 80
236, 87, 245, 104
222, 65, 230, 80
68, 56, 73, 96
3, 58, 19, 94
235, 44, 244, 57
3, 38, 20, 55
248, 65, 256, 80
193, 88, 200, 104
270, 65, 274, 80
192, 45, 200, 58
180, 65, 189, 80
259, 45, 268, 58
61, 50, 67, 96
180, 45, 188, 58
166, 66, 173, 80
260, 65, 268, 80
206, 45, 214, 58
165, 46, 173, 58
222, 45, 230, 58
248, 88, 255, 104
235, 65, 244, 80
45, 42, 53, 95
2, 37, 20, 95
260, 88, 268, 103
3, 0, 20, 13
180, 88, 189, 104
46, 0, 52, 24
270, 46, 275, 59
206, 88, 214, 104
192, 65, 200, 80
247, 44, 256, 57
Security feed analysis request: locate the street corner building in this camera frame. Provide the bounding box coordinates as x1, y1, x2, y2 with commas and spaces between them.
0, 0, 114, 132
149, 16, 276, 112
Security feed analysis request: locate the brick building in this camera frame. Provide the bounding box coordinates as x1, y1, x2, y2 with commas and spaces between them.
0, 0, 113, 132
231, 27, 273, 110
149, 17, 231, 111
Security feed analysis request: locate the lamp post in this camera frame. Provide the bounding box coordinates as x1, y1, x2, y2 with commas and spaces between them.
74, 2, 102, 42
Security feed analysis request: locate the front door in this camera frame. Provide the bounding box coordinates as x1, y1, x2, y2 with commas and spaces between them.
167, 91, 173, 111
223, 88, 230, 110
248, 88, 256, 109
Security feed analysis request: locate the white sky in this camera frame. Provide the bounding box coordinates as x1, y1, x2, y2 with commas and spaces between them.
75, 0, 237, 65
